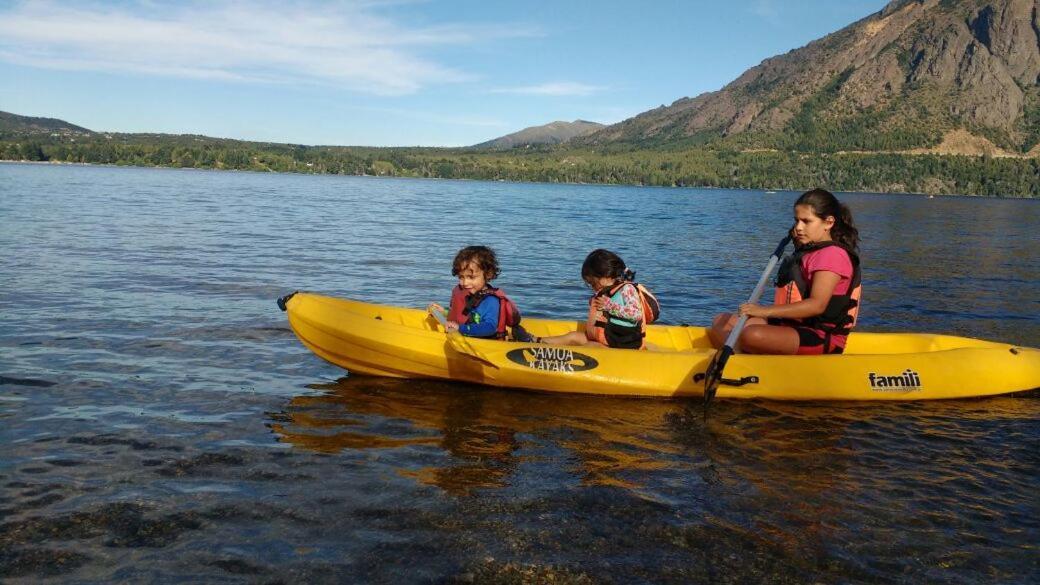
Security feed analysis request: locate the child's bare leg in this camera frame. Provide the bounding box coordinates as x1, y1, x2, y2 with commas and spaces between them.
707, 313, 737, 348
709, 313, 771, 352
738, 324, 800, 355
539, 331, 590, 346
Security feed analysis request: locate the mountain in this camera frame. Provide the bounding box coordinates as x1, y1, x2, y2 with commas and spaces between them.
473, 120, 604, 149
0, 111, 93, 136
581, 0, 1040, 156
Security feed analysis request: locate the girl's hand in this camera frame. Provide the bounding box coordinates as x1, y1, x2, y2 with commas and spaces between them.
427, 303, 445, 315
445, 320, 460, 333
591, 296, 607, 312
738, 303, 769, 318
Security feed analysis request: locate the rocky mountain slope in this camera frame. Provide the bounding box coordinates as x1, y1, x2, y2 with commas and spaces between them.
581, 0, 1040, 155
473, 120, 604, 149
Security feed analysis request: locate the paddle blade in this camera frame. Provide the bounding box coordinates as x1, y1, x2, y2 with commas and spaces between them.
702, 346, 733, 413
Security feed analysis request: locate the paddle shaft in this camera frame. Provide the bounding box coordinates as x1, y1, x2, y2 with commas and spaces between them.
431, 309, 452, 331
703, 235, 790, 409
722, 236, 791, 350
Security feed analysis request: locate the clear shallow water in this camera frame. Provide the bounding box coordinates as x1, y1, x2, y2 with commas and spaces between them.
1, 163, 1038, 583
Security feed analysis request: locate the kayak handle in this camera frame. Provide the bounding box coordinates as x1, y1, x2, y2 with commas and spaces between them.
277, 291, 298, 312
694, 373, 759, 387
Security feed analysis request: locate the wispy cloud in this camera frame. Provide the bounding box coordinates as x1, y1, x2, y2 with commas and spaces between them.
749, 0, 781, 24
0, 0, 538, 95
489, 82, 606, 97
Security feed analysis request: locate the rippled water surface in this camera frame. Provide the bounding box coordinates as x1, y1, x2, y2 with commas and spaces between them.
1, 163, 1038, 583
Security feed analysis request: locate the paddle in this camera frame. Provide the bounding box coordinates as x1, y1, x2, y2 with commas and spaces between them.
701, 235, 791, 412
430, 309, 499, 368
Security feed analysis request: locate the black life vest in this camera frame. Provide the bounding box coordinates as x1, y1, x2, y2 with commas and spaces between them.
774, 241, 862, 336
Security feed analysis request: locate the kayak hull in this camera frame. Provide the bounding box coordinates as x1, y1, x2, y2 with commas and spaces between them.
284, 293, 1040, 401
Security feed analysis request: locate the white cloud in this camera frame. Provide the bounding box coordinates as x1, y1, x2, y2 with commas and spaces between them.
0, 0, 537, 95
490, 82, 606, 97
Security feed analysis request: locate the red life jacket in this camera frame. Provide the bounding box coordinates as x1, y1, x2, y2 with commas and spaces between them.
585, 281, 661, 349
448, 285, 521, 339
773, 241, 862, 336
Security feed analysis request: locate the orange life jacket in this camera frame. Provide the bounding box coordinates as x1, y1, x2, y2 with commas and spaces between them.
585, 281, 661, 349
773, 241, 861, 336
448, 285, 521, 339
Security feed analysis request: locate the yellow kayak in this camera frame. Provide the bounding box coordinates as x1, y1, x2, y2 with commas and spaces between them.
280, 292, 1040, 401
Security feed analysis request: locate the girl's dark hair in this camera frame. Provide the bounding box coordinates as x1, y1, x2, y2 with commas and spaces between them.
581, 249, 631, 282
452, 245, 500, 280
795, 188, 860, 252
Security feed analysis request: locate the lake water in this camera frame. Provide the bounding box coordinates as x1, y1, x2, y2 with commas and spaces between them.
1, 163, 1038, 583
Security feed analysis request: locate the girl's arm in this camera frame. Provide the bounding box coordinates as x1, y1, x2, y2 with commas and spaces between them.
740, 270, 840, 319
458, 296, 500, 337
601, 284, 643, 322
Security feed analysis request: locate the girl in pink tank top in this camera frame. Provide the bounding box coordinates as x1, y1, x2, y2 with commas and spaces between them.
708, 188, 861, 355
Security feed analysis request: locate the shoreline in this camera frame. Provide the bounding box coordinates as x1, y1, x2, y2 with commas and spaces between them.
0, 158, 1002, 199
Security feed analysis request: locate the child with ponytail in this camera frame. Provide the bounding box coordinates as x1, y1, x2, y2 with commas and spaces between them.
708, 188, 862, 355
539, 249, 659, 350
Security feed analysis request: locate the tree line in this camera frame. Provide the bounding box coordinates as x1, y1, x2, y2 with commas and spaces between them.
1, 133, 1037, 197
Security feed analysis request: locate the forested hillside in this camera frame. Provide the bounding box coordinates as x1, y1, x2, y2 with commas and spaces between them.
4, 129, 1037, 196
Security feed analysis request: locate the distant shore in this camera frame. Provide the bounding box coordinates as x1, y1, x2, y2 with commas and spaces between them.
1, 158, 979, 199
6, 126, 1040, 197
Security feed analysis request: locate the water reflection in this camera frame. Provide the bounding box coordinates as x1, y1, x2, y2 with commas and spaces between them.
272, 376, 894, 502
267, 377, 1040, 579
269, 376, 693, 496
272, 378, 1040, 494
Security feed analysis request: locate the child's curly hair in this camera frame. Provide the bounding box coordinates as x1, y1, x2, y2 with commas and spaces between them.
452, 245, 500, 280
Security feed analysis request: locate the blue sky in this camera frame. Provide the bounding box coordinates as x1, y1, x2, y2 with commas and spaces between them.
0, 0, 890, 147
